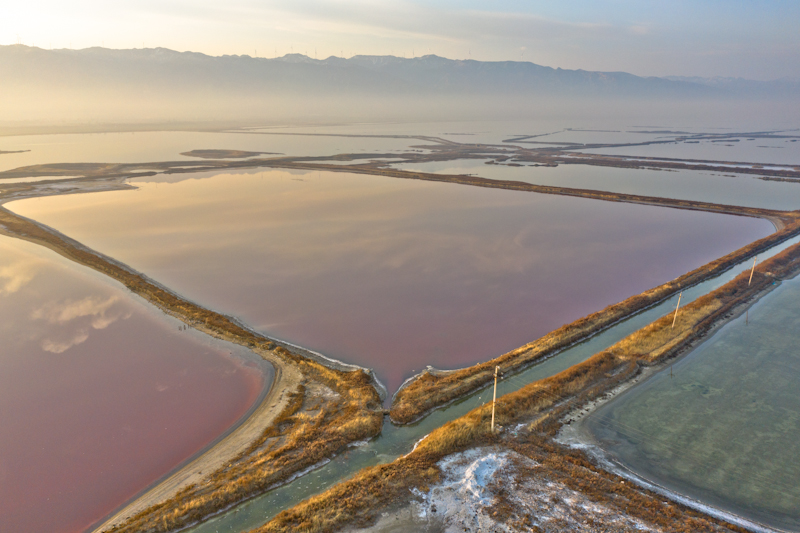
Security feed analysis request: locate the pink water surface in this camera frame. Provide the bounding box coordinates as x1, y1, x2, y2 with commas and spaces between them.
10, 169, 774, 393
0, 238, 267, 533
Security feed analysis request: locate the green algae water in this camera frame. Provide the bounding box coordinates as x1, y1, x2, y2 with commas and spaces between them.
587, 275, 800, 531
185, 235, 800, 533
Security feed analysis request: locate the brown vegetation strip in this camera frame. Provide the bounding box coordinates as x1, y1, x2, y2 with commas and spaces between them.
258, 236, 800, 533
0, 207, 384, 533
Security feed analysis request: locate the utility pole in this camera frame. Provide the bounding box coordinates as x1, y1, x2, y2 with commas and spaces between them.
748, 257, 757, 286
491, 366, 500, 433
671, 291, 683, 329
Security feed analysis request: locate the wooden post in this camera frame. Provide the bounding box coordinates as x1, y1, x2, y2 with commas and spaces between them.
749, 257, 757, 286
671, 292, 683, 329
491, 366, 499, 433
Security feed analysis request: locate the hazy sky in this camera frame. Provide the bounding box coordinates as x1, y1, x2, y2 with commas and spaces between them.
3, 0, 799, 80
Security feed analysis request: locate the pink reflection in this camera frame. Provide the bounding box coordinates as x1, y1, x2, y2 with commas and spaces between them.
10, 169, 773, 393
0, 240, 266, 533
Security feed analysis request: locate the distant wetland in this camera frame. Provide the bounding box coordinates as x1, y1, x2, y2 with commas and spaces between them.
0, 130, 419, 173
580, 135, 800, 166
390, 159, 800, 211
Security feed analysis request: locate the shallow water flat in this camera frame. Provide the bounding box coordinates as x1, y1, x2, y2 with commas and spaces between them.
580, 137, 800, 166
391, 159, 800, 211
586, 276, 800, 531
247, 120, 525, 145
9, 168, 772, 393
508, 128, 663, 146
0, 130, 415, 173
255, 121, 697, 147
0, 237, 268, 533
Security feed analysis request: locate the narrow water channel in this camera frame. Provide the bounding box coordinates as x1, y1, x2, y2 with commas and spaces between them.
185, 233, 800, 533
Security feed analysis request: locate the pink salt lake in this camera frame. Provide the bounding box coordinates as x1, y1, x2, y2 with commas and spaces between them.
9, 168, 774, 394
0, 237, 269, 533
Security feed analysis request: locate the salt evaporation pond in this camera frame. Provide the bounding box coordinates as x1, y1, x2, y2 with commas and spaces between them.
390, 159, 800, 211
0, 236, 269, 533
8, 168, 773, 393
585, 275, 800, 531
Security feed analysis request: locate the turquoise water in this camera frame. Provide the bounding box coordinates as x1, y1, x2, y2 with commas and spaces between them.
587, 275, 800, 531
185, 234, 800, 533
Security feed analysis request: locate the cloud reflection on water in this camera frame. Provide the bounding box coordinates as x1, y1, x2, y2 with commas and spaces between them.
31, 295, 130, 353
0, 258, 41, 295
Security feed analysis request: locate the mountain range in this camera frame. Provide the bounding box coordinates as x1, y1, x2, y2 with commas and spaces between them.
2, 45, 797, 125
